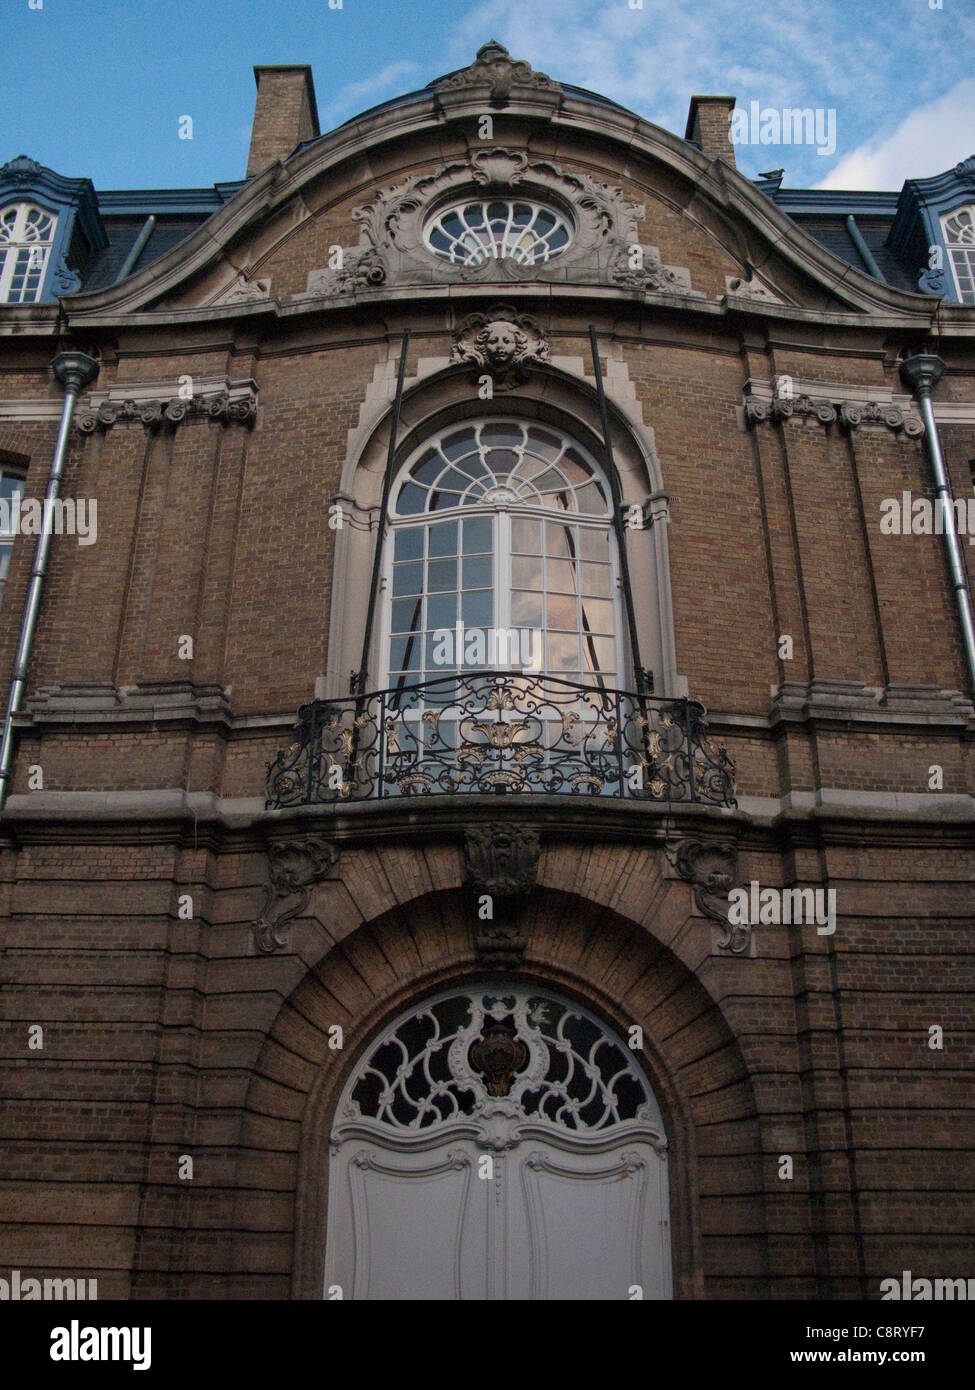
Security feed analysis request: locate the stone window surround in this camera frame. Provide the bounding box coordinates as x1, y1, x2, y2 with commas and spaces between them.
324, 354, 684, 703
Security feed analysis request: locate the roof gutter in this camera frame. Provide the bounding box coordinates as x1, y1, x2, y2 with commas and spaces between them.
900, 353, 975, 696
0, 350, 99, 811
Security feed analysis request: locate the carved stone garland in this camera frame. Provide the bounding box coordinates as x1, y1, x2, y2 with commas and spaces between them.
304, 145, 693, 296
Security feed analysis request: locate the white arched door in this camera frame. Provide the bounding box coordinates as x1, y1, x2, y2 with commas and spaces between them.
324, 986, 672, 1300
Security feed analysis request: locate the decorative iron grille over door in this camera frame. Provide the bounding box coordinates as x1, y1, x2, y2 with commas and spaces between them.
324, 986, 673, 1300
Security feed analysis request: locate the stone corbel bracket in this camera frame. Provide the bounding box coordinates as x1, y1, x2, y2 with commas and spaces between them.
744, 389, 923, 436
666, 836, 749, 956
254, 834, 340, 954
464, 823, 540, 968
837, 401, 924, 436
77, 387, 257, 433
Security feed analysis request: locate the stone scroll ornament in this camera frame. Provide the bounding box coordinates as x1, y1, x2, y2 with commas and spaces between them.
433, 39, 560, 107
77, 392, 257, 433
667, 838, 747, 955
464, 823, 540, 967
451, 305, 550, 390
253, 836, 339, 954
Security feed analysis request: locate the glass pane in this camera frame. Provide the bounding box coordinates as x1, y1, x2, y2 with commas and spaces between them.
481, 422, 524, 450
442, 428, 477, 462
511, 590, 544, 626
0, 474, 24, 504
584, 635, 616, 674
397, 483, 426, 515
485, 449, 518, 477
574, 482, 605, 513
526, 467, 564, 493
391, 596, 422, 633
393, 527, 423, 562
512, 518, 542, 553
546, 593, 578, 629
438, 469, 472, 493
545, 524, 577, 560
461, 589, 492, 628
426, 632, 453, 670
427, 591, 457, 632
427, 558, 457, 592
547, 632, 579, 670
580, 563, 611, 596
512, 555, 542, 588
462, 555, 492, 588
431, 490, 461, 511
525, 427, 563, 462
578, 528, 608, 561
428, 522, 457, 557
412, 450, 442, 485
580, 597, 614, 633
389, 636, 420, 672
392, 562, 423, 596
547, 558, 577, 592
462, 517, 492, 553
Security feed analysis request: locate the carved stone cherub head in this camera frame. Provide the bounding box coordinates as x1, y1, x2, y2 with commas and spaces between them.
451, 305, 549, 388
477, 319, 528, 368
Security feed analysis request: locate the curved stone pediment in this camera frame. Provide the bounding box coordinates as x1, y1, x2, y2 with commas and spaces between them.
55, 48, 938, 327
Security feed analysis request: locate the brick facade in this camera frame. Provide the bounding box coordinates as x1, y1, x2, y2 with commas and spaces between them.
0, 46, 972, 1300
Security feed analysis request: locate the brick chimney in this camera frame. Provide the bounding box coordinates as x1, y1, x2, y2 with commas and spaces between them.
685, 95, 737, 168
246, 65, 320, 178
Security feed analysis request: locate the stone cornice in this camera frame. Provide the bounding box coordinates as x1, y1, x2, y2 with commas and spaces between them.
1, 787, 970, 854
17, 678, 974, 736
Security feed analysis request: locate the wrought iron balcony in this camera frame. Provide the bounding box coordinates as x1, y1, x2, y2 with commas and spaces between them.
266, 672, 736, 809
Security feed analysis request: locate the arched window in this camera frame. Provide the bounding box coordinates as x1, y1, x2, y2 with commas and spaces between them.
424, 199, 573, 266
0, 203, 56, 304
384, 419, 622, 690
942, 206, 975, 304
324, 984, 672, 1300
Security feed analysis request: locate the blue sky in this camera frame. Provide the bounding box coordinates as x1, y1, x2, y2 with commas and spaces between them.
4, 0, 975, 192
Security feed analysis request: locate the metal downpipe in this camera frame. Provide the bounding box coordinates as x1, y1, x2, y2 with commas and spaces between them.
900, 353, 975, 696
0, 350, 99, 811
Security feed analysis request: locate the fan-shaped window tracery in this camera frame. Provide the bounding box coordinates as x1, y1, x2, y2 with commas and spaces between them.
424, 198, 573, 266
0, 203, 56, 303
943, 206, 975, 304
342, 987, 660, 1136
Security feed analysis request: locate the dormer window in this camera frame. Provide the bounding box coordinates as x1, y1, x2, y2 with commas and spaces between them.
424, 198, 573, 266
0, 203, 56, 303
942, 206, 975, 304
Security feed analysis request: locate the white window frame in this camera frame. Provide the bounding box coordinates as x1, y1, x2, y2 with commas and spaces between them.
379, 423, 625, 692
0, 203, 57, 304
942, 205, 975, 305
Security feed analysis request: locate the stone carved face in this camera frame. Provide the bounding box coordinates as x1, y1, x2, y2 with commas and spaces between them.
478, 320, 525, 367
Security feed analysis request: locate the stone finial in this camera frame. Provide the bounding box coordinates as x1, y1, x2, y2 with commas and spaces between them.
435, 41, 560, 107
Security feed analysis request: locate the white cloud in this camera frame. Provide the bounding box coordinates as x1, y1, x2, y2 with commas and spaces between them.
319, 59, 421, 127
815, 79, 975, 190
